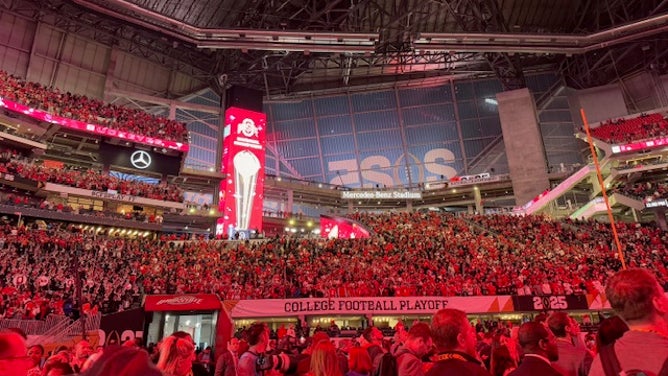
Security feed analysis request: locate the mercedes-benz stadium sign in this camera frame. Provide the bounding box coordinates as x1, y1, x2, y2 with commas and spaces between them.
341, 190, 422, 200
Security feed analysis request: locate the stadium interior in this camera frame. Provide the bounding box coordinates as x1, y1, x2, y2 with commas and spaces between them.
0, 0, 667, 371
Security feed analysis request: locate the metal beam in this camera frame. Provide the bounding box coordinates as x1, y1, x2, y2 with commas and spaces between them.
560, 37, 668, 89
439, 0, 525, 90
105, 88, 220, 114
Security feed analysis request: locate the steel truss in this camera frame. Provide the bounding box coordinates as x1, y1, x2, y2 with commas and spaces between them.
2, 0, 668, 95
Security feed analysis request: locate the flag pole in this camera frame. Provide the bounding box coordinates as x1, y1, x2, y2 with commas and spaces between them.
580, 108, 626, 269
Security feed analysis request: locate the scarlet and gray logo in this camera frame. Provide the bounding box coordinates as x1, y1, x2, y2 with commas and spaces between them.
238, 118, 259, 138
156, 296, 203, 306
130, 150, 152, 169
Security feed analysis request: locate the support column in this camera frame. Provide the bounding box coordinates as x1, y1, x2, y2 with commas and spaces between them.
655, 209, 667, 231
169, 103, 177, 121
474, 187, 483, 214
286, 190, 294, 215
103, 48, 120, 101
496, 88, 550, 206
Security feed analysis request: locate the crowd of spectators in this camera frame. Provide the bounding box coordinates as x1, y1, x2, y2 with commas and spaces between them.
614, 156, 665, 171
611, 179, 668, 203
0, 149, 184, 202
1, 277, 661, 376
0, 211, 666, 321
588, 112, 668, 144
0, 70, 188, 143
0, 190, 164, 224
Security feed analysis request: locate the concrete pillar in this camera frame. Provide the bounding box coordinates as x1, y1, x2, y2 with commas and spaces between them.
496, 88, 550, 207
286, 190, 294, 215
655, 209, 667, 231
473, 187, 483, 214
213, 182, 221, 208
169, 103, 177, 121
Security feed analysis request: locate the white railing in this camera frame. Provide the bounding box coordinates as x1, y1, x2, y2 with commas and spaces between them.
29, 313, 102, 346
522, 164, 597, 215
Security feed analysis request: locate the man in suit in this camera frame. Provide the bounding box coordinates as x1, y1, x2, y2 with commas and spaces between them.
508, 322, 562, 376
215, 337, 240, 376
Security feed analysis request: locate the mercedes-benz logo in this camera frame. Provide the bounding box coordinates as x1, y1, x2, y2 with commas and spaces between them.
130, 150, 152, 169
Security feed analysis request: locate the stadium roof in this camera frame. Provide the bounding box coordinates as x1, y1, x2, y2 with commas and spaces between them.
7, 0, 668, 96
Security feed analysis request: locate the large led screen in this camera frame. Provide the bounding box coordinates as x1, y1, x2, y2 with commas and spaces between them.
217, 107, 266, 237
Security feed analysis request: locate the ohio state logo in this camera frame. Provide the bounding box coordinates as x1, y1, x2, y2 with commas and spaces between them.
238, 118, 259, 138
156, 296, 203, 305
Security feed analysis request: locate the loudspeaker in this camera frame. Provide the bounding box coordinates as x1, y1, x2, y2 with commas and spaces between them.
225, 86, 263, 112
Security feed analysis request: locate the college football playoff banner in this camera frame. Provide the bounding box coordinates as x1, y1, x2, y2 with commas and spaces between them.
217, 107, 266, 238
225, 296, 514, 318
512, 295, 589, 311
98, 143, 182, 176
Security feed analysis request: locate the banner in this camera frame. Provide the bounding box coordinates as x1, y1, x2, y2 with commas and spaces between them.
0, 96, 188, 152
611, 137, 668, 154
98, 308, 145, 346
449, 173, 503, 187
587, 292, 668, 310
43, 183, 185, 210
98, 143, 182, 176
217, 107, 266, 237
225, 296, 514, 318
512, 295, 589, 311
144, 294, 222, 312
42, 160, 64, 169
